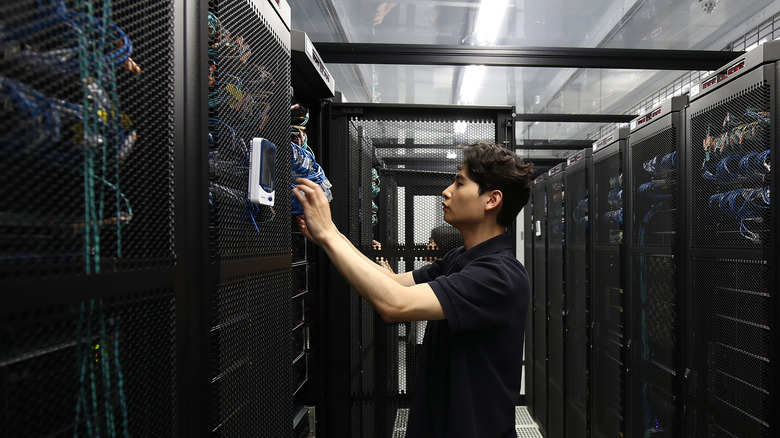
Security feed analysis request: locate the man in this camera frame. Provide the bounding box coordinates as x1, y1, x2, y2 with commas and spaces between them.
293, 142, 533, 438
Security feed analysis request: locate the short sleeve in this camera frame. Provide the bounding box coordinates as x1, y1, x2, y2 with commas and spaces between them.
412, 252, 449, 284
427, 256, 528, 334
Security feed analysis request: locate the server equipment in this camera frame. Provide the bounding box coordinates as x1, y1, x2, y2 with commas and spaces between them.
325, 104, 514, 437
290, 27, 335, 437
0, 0, 177, 435
626, 95, 688, 437
530, 172, 549, 437
546, 161, 567, 438
523, 193, 535, 417
563, 148, 592, 438
589, 127, 629, 438
685, 41, 777, 437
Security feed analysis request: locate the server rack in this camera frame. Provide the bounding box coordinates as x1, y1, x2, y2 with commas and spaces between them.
530, 172, 549, 437
589, 127, 629, 438
206, 1, 292, 436
523, 196, 535, 416
324, 103, 515, 438
626, 95, 688, 438
1, 0, 297, 436
546, 162, 567, 438
563, 149, 592, 438
290, 28, 335, 437
685, 42, 778, 437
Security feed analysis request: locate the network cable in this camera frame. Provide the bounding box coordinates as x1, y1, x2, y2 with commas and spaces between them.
638, 179, 674, 199
702, 149, 770, 183
642, 151, 676, 176
290, 142, 332, 215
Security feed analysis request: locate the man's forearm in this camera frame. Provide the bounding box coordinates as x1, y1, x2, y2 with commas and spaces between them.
338, 232, 401, 280
320, 233, 405, 319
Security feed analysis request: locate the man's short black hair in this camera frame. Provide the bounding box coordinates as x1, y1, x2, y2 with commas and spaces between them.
459, 142, 534, 227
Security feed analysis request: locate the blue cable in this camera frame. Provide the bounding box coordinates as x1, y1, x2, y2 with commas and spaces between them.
290, 142, 332, 215
638, 179, 674, 199
642, 151, 676, 175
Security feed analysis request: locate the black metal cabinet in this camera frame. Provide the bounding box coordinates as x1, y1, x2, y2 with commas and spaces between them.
563, 149, 592, 438
684, 43, 778, 438
589, 128, 629, 438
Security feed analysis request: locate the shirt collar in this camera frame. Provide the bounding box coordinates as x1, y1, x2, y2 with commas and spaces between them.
453, 233, 514, 268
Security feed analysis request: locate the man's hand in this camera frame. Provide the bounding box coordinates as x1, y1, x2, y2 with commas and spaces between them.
292, 178, 338, 245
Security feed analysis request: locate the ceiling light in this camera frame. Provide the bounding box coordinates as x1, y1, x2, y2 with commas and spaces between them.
458, 65, 487, 104
474, 0, 510, 44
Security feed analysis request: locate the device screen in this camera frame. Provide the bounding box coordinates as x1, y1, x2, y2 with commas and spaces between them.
260, 142, 276, 189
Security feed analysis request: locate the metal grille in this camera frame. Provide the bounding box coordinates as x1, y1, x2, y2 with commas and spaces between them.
546, 175, 565, 438
344, 116, 497, 437
531, 180, 548, 435
629, 372, 676, 438
593, 152, 623, 246
590, 148, 624, 438
689, 83, 771, 249
689, 258, 770, 436
632, 254, 676, 372
0, 0, 176, 278
0, 290, 176, 436
563, 164, 588, 438
630, 128, 677, 248
208, 0, 291, 260
211, 269, 291, 436
589, 254, 624, 438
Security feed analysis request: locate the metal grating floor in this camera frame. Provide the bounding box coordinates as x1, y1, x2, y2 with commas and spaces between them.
391, 406, 542, 437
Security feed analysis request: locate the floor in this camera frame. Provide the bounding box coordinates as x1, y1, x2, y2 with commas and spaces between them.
392, 405, 543, 437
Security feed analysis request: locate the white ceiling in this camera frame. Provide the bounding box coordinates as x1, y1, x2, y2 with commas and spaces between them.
290, 0, 780, 145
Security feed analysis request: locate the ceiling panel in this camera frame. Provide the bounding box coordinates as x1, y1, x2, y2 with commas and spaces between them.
290, 0, 780, 141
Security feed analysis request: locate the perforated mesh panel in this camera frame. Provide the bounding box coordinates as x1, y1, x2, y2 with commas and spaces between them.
632, 254, 676, 372
211, 270, 291, 436
546, 175, 565, 438
0, 290, 176, 435
0, 0, 175, 278
689, 258, 770, 436
630, 128, 677, 248
343, 115, 498, 437
531, 180, 548, 434
689, 84, 771, 249
590, 148, 625, 438
208, 0, 290, 260
563, 164, 588, 438
628, 372, 676, 438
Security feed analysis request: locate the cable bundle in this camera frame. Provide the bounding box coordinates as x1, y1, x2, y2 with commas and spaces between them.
702, 108, 770, 166
609, 174, 623, 189
603, 209, 623, 225
607, 189, 622, 208
290, 142, 332, 215
642, 151, 676, 175
702, 149, 770, 183
2, 0, 137, 77
371, 168, 380, 226
638, 179, 674, 199
709, 186, 770, 219
709, 186, 770, 243
573, 197, 588, 227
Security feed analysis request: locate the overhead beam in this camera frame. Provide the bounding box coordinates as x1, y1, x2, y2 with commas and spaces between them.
515, 113, 635, 123
315, 43, 744, 71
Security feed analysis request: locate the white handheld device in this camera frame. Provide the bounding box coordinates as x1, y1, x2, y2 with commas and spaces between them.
249, 137, 276, 206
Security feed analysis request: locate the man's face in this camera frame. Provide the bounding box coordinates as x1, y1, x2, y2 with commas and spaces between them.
441, 168, 489, 228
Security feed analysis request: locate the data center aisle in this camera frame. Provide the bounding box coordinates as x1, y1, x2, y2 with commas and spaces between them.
390, 406, 543, 437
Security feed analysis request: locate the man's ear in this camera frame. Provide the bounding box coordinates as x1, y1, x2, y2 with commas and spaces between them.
484, 189, 503, 212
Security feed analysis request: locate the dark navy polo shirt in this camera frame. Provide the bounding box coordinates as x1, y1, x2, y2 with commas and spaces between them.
408, 232, 529, 438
